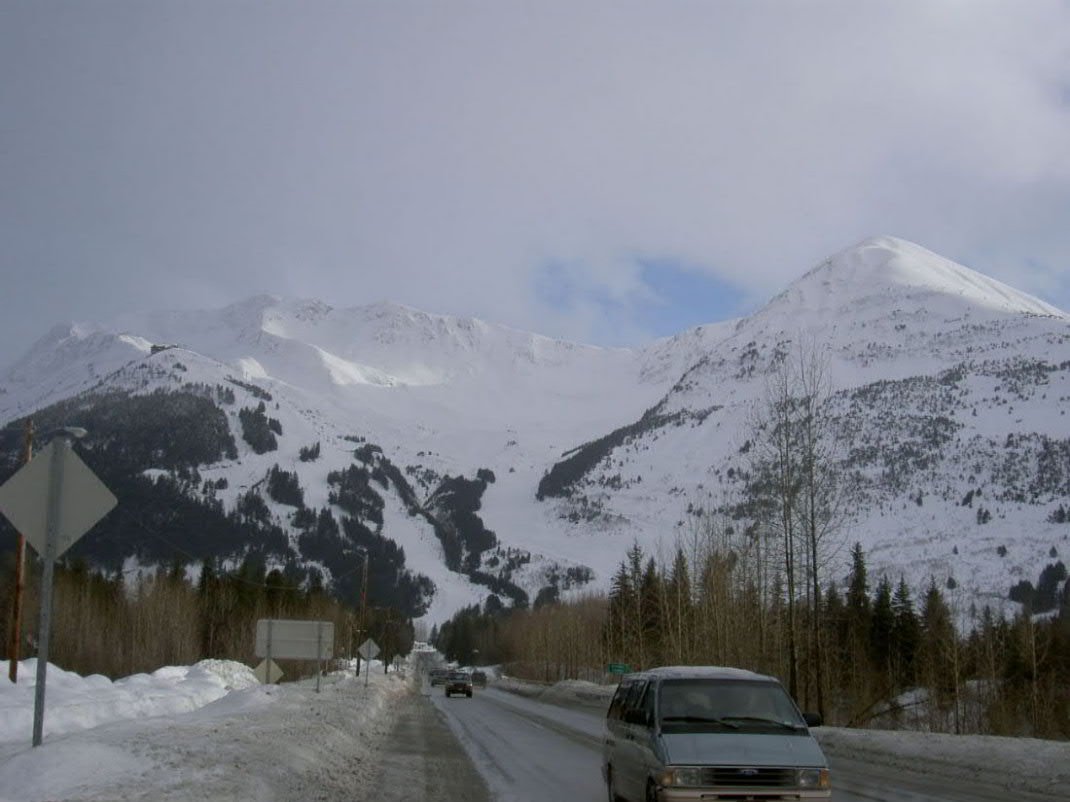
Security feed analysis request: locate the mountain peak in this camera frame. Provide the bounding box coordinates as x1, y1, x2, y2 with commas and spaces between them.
761, 235, 1065, 322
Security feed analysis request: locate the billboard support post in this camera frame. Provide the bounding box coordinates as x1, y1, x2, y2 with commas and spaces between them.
266, 619, 274, 683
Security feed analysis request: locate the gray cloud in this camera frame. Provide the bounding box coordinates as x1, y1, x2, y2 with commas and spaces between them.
2, 1, 1069, 367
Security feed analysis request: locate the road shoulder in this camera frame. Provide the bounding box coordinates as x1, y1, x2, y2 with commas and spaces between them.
368, 687, 492, 802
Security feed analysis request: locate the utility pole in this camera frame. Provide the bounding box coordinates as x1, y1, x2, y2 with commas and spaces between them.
8, 419, 33, 684
354, 548, 369, 676
360, 548, 369, 676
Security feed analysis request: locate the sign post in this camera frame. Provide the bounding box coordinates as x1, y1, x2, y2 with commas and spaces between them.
8, 418, 33, 684
358, 638, 379, 688
0, 433, 117, 747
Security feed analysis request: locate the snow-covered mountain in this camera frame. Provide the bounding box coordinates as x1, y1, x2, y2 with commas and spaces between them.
536, 236, 1070, 620
2, 236, 1067, 625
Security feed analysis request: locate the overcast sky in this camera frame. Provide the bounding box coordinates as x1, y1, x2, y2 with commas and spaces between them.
2, 1, 1069, 369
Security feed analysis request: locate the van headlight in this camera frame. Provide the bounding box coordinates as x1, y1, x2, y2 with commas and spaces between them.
797, 768, 830, 789
656, 767, 705, 787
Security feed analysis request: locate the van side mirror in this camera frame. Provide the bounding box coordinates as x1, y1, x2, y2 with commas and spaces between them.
803, 712, 823, 728
624, 709, 651, 727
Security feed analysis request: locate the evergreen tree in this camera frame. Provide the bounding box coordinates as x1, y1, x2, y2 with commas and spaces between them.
664, 548, 694, 663
606, 561, 634, 663
640, 556, 663, 667
238, 402, 279, 454
626, 543, 647, 667
845, 543, 871, 671
1035, 562, 1067, 613
870, 576, 894, 678
846, 542, 869, 616
890, 577, 920, 687
920, 579, 958, 717
267, 465, 304, 507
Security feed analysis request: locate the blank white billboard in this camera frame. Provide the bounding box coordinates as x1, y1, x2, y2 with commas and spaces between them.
255, 619, 334, 660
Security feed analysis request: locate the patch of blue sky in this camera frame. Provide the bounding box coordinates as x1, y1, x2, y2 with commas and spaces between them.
635, 257, 750, 335
534, 257, 752, 344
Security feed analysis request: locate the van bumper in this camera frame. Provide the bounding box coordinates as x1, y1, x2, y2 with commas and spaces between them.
657, 789, 831, 801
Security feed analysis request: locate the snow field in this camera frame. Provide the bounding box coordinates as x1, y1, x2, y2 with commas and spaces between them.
0, 659, 413, 802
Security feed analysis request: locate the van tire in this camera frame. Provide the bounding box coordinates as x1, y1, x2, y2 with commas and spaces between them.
645, 780, 658, 802
606, 767, 622, 802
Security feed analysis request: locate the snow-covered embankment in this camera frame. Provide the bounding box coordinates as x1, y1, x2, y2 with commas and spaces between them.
0, 659, 410, 802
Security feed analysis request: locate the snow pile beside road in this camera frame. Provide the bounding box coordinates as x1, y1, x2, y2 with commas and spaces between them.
815, 726, 1070, 796
192, 658, 261, 691
538, 679, 614, 709
0, 658, 257, 744
0, 663, 411, 802
495, 676, 614, 710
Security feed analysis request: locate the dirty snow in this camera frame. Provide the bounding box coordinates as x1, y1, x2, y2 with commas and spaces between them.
0, 659, 409, 802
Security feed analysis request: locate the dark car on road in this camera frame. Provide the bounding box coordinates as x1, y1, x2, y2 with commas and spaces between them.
445, 670, 473, 698
429, 668, 449, 687
472, 670, 488, 688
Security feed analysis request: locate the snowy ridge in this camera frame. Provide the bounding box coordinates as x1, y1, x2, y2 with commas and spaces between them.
1, 236, 1067, 623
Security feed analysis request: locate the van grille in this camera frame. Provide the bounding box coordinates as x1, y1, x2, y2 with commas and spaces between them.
702, 767, 795, 787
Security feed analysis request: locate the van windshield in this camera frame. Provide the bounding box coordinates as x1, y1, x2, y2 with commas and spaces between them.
658, 679, 806, 733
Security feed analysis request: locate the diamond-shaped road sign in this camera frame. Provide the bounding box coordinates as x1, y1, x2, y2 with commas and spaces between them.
254, 659, 284, 684
358, 638, 380, 661
0, 440, 117, 557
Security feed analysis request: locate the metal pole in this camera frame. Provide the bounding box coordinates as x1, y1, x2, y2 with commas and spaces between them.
315, 622, 323, 693
32, 437, 67, 747
354, 627, 361, 677
266, 619, 273, 684
359, 549, 369, 679
8, 419, 33, 684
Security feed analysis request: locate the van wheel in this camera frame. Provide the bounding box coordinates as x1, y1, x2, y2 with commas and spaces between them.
606, 768, 621, 802
645, 780, 658, 802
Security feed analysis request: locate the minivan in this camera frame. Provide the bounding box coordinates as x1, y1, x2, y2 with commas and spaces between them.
602, 666, 831, 801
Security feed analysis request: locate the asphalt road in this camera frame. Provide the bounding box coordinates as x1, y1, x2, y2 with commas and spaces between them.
413, 680, 1062, 802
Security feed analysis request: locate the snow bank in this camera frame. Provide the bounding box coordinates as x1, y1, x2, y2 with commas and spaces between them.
495, 675, 614, 710
538, 678, 615, 708
0, 662, 411, 802
0, 659, 258, 744
814, 726, 1070, 797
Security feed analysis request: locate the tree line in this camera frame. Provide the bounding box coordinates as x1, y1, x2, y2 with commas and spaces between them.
435, 536, 1069, 738
1, 552, 415, 681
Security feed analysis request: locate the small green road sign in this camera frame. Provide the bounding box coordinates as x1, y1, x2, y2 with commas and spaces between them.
607, 663, 632, 674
